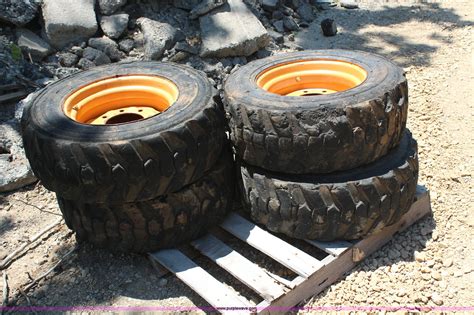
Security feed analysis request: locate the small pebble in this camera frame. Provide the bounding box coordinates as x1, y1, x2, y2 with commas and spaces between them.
443, 257, 453, 267
430, 292, 443, 305
414, 251, 427, 262
431, 271, 442, 281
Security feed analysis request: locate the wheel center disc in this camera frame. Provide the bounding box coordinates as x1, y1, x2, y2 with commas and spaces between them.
256, 59, 367, 96
63, 75, 179, 125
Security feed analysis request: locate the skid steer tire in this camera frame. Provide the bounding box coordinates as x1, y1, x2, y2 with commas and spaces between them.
57, 149, 234, 253
224, 50, 408, 174
239, 130, 418, 241
21, 62, 225, 203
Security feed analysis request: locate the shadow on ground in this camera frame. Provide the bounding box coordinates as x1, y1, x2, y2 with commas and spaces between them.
4, 1, 469, 311
9, 242, 212, 311
296, 2, 473, 67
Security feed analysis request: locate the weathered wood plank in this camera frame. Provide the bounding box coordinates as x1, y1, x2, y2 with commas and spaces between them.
0, 90, 28, 104
304, 239, 352, 256
149, 249, 253, 312
257, 187, 431, 314
192, 234, 288, 301
220, 213, 323, 278
0, 84, 22, 92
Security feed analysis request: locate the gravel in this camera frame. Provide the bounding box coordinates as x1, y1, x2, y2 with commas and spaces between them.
0, 0, 472, 312
0, 0, 40, 26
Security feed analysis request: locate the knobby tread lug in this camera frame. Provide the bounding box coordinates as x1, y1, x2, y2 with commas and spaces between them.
22, 63, 225, 203
56, 149, 234, 253
224, 51, 409, 174
240, 131, 418, 241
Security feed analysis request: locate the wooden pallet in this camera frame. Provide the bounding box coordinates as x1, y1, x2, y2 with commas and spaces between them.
149, 185, 431, 314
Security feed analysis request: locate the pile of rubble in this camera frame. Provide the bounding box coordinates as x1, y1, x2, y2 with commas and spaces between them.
0, 0, 328, 85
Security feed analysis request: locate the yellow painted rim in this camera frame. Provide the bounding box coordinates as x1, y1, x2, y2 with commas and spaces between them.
256, 59, 368, 96
63, 75, 179, 125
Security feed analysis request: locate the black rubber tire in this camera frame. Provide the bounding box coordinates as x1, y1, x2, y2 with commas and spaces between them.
21, 61, 225, 203
224, 50, 408, 174
57, 149, 234, 253
239, 130, 418, 241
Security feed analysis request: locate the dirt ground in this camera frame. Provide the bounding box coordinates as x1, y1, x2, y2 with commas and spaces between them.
1, 0, 473, 312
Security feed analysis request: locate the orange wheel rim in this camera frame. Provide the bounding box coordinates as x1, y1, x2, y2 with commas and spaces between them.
63, 75, 179, 125
256, 59, 367, 96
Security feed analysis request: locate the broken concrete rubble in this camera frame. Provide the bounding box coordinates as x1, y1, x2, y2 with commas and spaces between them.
190, 0, 227, 19
0, 113, 37, 193
100, 14, 129, 39
16, 28, 52, 61
200, 0, 270, 58
137, 17, 178, 60
42, 0, 98, 48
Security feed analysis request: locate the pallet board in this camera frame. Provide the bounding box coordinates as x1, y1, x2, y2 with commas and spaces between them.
150, 185, 431, 314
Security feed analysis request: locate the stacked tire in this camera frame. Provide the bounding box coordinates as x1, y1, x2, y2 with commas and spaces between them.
21, 62, 232, 252
224, 50, 419, 241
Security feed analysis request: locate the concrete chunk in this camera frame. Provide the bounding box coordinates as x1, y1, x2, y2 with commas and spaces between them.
0, 120, 37, 193
100, 14, 129, 39
16, 28, 53, 61
137, 17, 177, 60
200, 0, 269, 58
42, 0, 98, 48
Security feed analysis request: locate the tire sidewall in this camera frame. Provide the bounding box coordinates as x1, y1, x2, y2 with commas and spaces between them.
26, 61, 215, 142
224, 50, 405, 110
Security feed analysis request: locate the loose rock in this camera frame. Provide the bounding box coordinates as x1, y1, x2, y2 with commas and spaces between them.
200, 0, 270, 57
260, 0, 279, 11
0, 0, 40, 26
118, 39, 134, 53
42, 0, 98, 48
430, 292, 443, 305
283, 16, 299, 31
321, 18, 337, 36
267, 29, 284, 43
0, 120, 37, 192
100, 14, 129, 39
16, 28, 53, 61
413, 251, 426, 262
82, 47, 111, 65
137, 18, 178, 60
340, 0, 359, 9
99, 0, 127, 15
296, 3, 315, 22
77, 57, 96, 70
58, 52, 79, 67
88, 37, 124, 61
174, 41, 199, 55
432, 271, 442, 281
273, 20, 285, 33
190, 0, 227, 19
